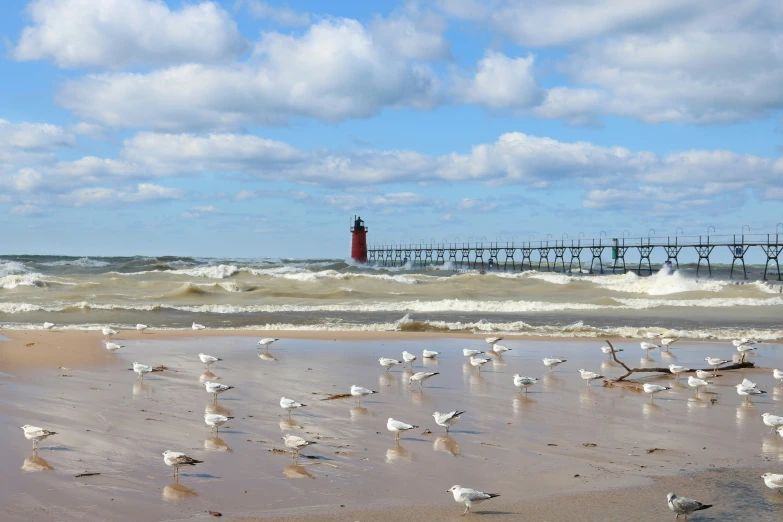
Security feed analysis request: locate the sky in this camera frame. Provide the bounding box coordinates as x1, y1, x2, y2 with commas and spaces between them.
0, 0, 782, 259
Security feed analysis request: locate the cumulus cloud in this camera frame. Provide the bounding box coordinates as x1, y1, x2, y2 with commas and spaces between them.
10, 203, 45, 217
57, 19, 439, 130
370, 8, 450, 61
454, 52, 543, 109
60, 183, 185, 206
13, 0, 247, 69
239, 0, 311, 26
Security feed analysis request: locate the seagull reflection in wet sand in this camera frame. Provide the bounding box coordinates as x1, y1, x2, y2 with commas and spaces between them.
386, 442, 412, 463
204, 437, 232, 452
434, 435, 460, 456
199, 371, 217, 384
21, 452, 54, 472
133, 381, 151, 397
283, 464, 315, 479
162, 483, 197, 501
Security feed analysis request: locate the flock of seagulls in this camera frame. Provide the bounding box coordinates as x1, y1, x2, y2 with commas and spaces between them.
17, 324, 783, 517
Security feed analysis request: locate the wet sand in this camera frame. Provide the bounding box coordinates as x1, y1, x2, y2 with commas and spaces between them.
1, 331, 783, 520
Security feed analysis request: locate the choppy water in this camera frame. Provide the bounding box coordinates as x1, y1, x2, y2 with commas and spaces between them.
1, 255, 781, 338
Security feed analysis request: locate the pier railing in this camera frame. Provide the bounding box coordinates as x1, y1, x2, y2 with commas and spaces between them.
366, 233, 783, 280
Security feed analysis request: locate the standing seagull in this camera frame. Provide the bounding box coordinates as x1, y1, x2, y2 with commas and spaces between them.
601, 345, 622, 357
409, 371, 439, 389
102, 327, 118, 338
646, 332, 661, 339
469, 356, 490, 373
491, 344, 512, 355
105, 341, 123, 353
387, 418, 418, 440
204, 413, 233, 433
132, 362, 154, 381
485, 336, 503, 346
761, 472, 783, 493
666, 492, 712, 519
282, 434, 316, 458
513, 375, 538, 393
162, 450, 203, 479
350, 385, 377, 404
542, 357, 567, 372
668, 364, 690, 380
280, 397, 306, 417
192, 322, 206, 330
136, 324, 148, 333
204, 381, 234, 402
736, 343, 757, 361
43, 322, 55, 331
21, 425, 57, 449
643, 383, 671, 402
433, 411, 465, 433
761, 413, 783, 434
258, 338, 279, 350
736, 383, 765, 403
661, 338, 678, 350
402, 351, 417, 369
448, 485, 500, 516
695, 370, 715, 380
640, 342, 660, 354
579, 369, 604, 387
198, 353, 221, 369
378, 357, 402, 372
687, 376, 711, 396
704, 357, 729, 372
463, 348, 485, 357
422, 349, 440, 359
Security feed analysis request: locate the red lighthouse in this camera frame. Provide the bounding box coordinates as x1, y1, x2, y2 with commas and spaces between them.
350, 216, 368, 263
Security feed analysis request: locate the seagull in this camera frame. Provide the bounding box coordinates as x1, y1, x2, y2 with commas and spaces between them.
162, 450, 203, 479
579, 369, 604, 387
762, 413, 783, 433
491, 344, 511, 354
741, 378, 758, 389
543, 357, 566, 371
668, 364, 690, 380
21, 425, 57, 449
192, 322, 206, 330
43, 322, 55, 331
387, 418, 418, 440
601, 345, 622, 356
687, 376, 711, 396
402, 351, 417, 368
661, 338, 678, 350
282, 434, 316, 458
778, 426, 783, 439
204, 381, 234, 401
258, 337, 279, 350
422, 349, 440, 358
105, 341, 123, 353
513, 375, 538, 393
136, 324, 148, 333
643, 383, 671, 402
102, 327, 118, 338
204, 413, 233, 432
350, 385, 377, 404
469, 356, 490, 373
733, 338, 758, 347
280, 397, 306, 417
762, 472, 783, 493
132, 362, 154, 381
704, 357, 729, 371
646, 332, 661, 339
485, 336, 503, 346
640, 342, 660, 353
736, 344, 757, 361
448, 485, 500, 516
198, 353, 221, 369
736, 383, 765, 403
695, 370, 715, 380
433, 411, 465, 432
463, 348, 485, 357
774, 369, 783, 385
378, 357, 402, 372
409, 371, 439, 389
666, 492, 712, 519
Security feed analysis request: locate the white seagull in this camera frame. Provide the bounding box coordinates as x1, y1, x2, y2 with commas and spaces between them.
43, 322, 55, 331
469, 356, 490, 373
774, 369, 783, 385
666, 492, 712, 519
448, 485, 500, 516
204, 413, 233, 432
350, 385, 377, 404
422, 349, 440, 359
643, 383, 671, 402
21, 425, 57, 449
601, 345, 623, 356
387, 418, 418, 440
463, 348, 485, 357
695, 370, 715, 380
640, 342, 660, 353
198, 353, 221, 369
280, 397, 306, 417
762, 413, 783, 433
282, 434, 316, 457
668, 364, 690, 380
162, 450, 202, 478
513, 375, 538, 393
737, 383, 765, 403
105, 341, 123, 353
491, 344, 511, 354
192, 322, 206, 330
132, 362, 153, 381
762, 472, 783, 493
258, 337, 279, 349
579, 369, 604, 387
204, 381, 234, 401
485, 336, 503, 346
402, 350, 417, 368
409, 371, 439, 389
433, 411, 465, 432
136, 324, 148, 333
733, 338, 758, 347
378, 357, 402, 372
704, 357, 729, 371
687, 376, 711, 396
661, 337, 678, 349
646, 332, 661, 339
102, 327, 118, 338
543, 357, 567, 371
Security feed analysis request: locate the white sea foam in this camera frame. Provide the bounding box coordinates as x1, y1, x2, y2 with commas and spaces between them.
0, 273, 49, 289
617, 297, 783, 308
171, 264, 240, 279
0, 261, 31, 277
40, 257, 110, 268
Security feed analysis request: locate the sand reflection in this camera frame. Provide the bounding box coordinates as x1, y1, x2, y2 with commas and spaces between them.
469, 372, 486, 391
283, 464, 315, 479
350, 406, 370, 421
386, 442, 412, 463
513, 395, 536, 415
258, 353, 276, 361
280, 418, 302, 431
378, 373, 395, 388
204, 436, 231, 452
408, 390, 433, 408
162, 483, 198, 502
433, 435, 460, 456
205, 403, 232, 417
132, 381, 151, 397
199, 371, 217, 384
21, 453, 54, 472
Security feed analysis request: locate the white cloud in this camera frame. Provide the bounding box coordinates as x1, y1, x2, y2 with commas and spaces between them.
0, 120, 75, 171
60, 183, 185, 206
454, 52, 543, 109
370, 9, 450, 61
14, 0, 247, 69
234, 190, 258, 201
57, 19, 439, 130
240, 0, 310, 26
10, 203, 44, 217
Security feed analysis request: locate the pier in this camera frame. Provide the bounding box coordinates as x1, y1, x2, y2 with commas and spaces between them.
366, 229, 783, 280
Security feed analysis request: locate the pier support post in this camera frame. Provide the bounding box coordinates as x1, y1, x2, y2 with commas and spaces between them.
474, 246, 485, 269
503, 247, 516, 270
568, 247, 583, 273
664, 244, 682, 269
694, 239, 714, 277
761, 235, 782, 280
448, 246, 457, 267
488, 244, 500, 270
413, 247, 423, 267
589, 246, 605, 274
537, 248, 551, 271
637, 245, 654, 275
728, 237, 749, 279
459, 245, 470, 268
553, 244, 566, 272
435, 246, 445, 265
520, 247, 533, 271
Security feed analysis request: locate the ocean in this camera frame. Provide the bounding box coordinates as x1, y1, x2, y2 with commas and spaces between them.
1, 255, 781, 339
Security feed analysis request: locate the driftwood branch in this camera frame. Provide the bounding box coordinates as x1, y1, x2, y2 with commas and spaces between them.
603, 340, 754, 382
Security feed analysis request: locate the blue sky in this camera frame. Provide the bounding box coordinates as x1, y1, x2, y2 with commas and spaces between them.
0, 0, 781, 258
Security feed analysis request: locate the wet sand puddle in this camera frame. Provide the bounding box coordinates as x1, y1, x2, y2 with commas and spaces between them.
2, 336, 783, 520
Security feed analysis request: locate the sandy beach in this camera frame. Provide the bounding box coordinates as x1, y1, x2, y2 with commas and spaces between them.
1, 330, 783, 521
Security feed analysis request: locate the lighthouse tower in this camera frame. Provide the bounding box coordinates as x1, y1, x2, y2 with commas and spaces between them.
350, 216, 368, 263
